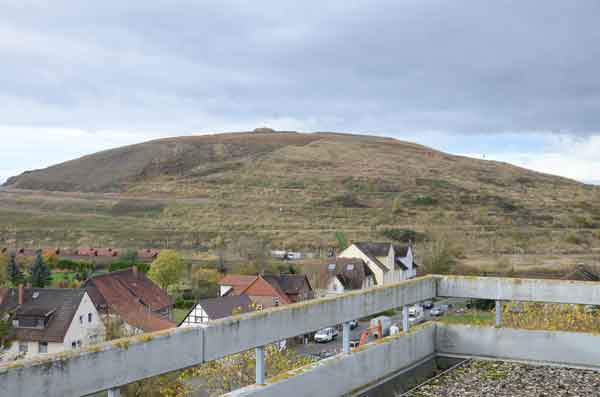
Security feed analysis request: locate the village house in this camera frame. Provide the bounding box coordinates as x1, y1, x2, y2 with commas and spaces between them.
219, 274, 313, 309
304, 258, 376, 297
179, 295, 254, 327
0, 286, 105, 361
338, 242, 417, 285
83, 267, 175, 334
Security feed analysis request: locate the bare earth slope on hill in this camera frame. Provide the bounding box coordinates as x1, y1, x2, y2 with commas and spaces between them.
2, 130, 600, 265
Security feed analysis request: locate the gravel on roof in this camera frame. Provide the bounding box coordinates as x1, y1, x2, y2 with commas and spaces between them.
405, 360, 600, 396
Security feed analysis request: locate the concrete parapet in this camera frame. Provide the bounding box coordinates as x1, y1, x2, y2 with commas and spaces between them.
437, 275, 600, 305
0, 326, 204, 397
436, 323, 600, 370
225, 323, 436, 397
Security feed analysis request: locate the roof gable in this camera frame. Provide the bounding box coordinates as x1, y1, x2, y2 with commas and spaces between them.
241, 276, 291, 304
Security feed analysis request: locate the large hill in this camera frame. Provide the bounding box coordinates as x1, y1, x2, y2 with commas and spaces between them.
2, 129, 600, 269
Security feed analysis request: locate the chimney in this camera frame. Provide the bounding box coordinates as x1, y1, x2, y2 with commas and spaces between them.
18, 284, 24, 305
133, 265, 138, 278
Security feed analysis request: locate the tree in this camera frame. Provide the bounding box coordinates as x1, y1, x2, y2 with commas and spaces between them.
30, 250, 52, 288
392, 197, 402, 214
421, 229, 461, 275
7, 254, 24, 287
148, 250, 185, 291
43, 252, 59, 269
120, 249, 140, 265
213, 236, 226, 273
0, 311, 14, 357
0, 253, 8, 287
335, 231, 348, 251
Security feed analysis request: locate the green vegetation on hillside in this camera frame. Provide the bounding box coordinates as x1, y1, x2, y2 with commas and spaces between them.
2, 131, 600, 264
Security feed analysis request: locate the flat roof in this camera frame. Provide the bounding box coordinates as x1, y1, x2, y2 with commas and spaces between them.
406, 360, 600, 396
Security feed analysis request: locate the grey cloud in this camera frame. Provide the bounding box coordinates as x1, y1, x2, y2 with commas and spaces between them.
1, 0, 599, 135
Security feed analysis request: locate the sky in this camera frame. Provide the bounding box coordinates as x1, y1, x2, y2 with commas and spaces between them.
1, 1, 599, 184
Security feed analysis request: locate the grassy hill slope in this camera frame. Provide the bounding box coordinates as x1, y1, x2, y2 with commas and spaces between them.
2, 130, 600, 266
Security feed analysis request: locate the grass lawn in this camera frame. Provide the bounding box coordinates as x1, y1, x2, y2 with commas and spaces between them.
173, 308, 191, 324
437, 310, 494, 326
51, 271, 78, 285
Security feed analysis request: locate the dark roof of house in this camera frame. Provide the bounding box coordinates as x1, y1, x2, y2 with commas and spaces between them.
303, 258, 374, 290
354, 242, 410, 257
84, 268, 175, 332
352, 242, 412, 271
183, 295, 254, 325
262, 274, 312, 295
0, 288, 86, 343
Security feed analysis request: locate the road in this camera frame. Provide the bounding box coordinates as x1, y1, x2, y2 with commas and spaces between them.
293, 297, 469, 358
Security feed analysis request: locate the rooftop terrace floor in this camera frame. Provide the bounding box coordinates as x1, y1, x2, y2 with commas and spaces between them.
405, 360, 600, 396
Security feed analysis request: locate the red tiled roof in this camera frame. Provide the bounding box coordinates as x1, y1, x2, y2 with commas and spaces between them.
219, 275, 260, 295
84, 269, 175, 332
219, 274, 302, 304
242, 276, 292, 304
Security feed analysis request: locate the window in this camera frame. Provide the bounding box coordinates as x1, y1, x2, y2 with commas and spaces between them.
88, 313, 92, 323
38, 341, 48, 354
274, 297, 280, 307
77, 340, 82, 348
79, 315, 83, 324
71, 342, 77, 349
19, 343, 28, 354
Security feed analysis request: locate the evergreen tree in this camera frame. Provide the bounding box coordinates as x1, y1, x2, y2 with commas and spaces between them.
30, 251, 52, 288
7, 254, 24, 286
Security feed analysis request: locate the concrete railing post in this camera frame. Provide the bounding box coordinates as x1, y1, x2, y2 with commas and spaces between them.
342, 322, 351, 354
256, 346, 265, 385
108, 388, 121, 397
495, 300, 502, 327
402, 306, 409, 333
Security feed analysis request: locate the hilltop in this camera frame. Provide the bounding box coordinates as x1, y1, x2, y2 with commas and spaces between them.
2, 130, 600, 268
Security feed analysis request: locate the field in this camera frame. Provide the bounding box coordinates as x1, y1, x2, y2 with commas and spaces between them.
2, 131, 600, 274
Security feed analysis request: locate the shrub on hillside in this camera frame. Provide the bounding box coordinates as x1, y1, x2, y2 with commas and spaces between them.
413, 196, 438, 206
109, 261, 149, 273
380, 228, 427, 243
565, 233, 587, 246
57, 259, 94, 273
574, 215, 594, 228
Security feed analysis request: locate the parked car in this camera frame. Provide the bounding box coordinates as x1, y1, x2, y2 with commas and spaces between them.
409, 314, 425, 325
422, 300, 434, 310
370, 316, 392, 338
314, 327, 338, 343
408, 305, 421, 316
349, 319, 359, 329
349, 339, 361, 348
430, 307, 444, 317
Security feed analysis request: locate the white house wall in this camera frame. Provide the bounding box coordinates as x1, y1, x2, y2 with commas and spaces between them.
326, 277, 345, 294
180, 304, 209, 327
338, 245, 385, 285
64, 292, 106, 350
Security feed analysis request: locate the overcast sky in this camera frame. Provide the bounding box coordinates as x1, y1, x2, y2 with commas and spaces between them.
1, 1, 599, 184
